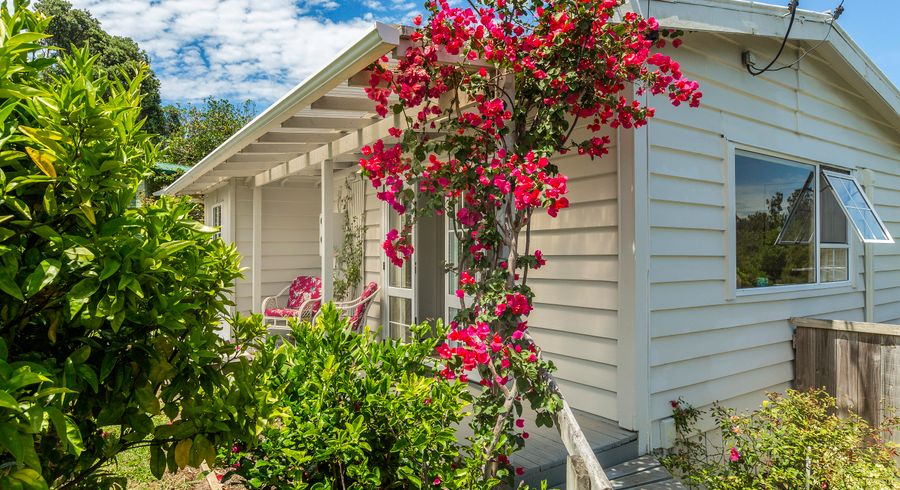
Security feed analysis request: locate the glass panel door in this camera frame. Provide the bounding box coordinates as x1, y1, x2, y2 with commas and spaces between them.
385, 206, 415, 341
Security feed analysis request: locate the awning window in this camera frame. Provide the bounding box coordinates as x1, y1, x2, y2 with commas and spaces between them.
822, 171, 894, 244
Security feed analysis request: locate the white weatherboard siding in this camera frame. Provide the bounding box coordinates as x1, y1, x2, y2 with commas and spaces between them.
232, 181, 322, 314
527, 126, 619, 420
644, 32, 900, 444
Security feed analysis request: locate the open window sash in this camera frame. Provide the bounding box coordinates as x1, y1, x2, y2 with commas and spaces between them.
774, 171, 815, 245
822, 171, 894, 244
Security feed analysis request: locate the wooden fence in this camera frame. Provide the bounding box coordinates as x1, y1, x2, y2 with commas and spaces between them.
791, 317, 899, 447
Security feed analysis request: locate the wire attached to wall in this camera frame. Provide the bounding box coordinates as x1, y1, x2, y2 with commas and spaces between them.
746, 0, 800, 76
745, 0, 846, 76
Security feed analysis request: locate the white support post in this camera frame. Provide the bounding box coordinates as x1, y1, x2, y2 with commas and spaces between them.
252, 186, 262, 314
321, 159, 335, 302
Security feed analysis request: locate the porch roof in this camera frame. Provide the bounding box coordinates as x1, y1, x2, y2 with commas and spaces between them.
162, 22, 402, 196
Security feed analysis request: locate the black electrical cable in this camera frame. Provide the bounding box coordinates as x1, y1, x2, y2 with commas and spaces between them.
747, 0, 800, 76
763, 1, 845, 73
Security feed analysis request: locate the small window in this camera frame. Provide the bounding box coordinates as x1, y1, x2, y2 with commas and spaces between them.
822, 171, 894, 244
211, 204, 222, 239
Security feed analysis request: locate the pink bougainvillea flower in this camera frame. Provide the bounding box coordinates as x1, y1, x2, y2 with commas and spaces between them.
433, 477, 441, 485
729, 447, 740, 462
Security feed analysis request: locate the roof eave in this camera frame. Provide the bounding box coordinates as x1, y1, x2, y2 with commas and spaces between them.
162, 22, 401, 196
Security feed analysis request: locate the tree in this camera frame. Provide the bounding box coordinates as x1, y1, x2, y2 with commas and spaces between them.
360, 0, 701, 481
0, 4, 264, 488
164, 97, 255, 167
33, 0, 177, 137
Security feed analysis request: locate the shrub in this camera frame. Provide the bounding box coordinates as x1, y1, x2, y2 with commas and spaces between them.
0, 3, 265, 488
220, 305, 494, 489
662, 389, 900, 489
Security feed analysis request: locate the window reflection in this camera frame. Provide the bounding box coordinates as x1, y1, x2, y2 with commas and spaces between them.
736, 153, 816, 288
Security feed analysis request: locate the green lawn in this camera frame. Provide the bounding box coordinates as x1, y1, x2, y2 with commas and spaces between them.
104, 416, 209, 489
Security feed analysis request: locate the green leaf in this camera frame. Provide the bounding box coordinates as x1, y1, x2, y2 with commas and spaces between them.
69, 346, 91, 365
64, 417, 84, 456
98, 259, 120, 281
134, 386, 160, 415
67, 278, 99, 318
45, 407, 68, 453
148, 359, 176, 383
0, 274, 24, 301
76, 364, 98, 392
174, 438, 192, 468
0, 391, 20, 410
150, 445, 166, 479
191, 434, 215, 466
157, 240, 192, 257
24, 147, 56, 178
99, 352, 116, 381
5, 468, 48, 490
24, 259, 60, 298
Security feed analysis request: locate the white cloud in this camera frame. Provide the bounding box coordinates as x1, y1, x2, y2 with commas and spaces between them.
68, 0, 385, 105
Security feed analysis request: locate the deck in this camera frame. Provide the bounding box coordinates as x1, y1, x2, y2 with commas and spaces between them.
457, 402, 683, 488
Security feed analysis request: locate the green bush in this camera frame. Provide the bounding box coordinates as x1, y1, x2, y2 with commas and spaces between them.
0, 3, 265, 488
221, 305, 494, 489
662, 389, 900, 489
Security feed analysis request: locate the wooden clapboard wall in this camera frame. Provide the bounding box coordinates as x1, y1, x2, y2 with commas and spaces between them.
642, 30, 900, 444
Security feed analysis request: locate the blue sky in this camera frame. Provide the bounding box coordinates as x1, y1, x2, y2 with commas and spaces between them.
69, 0, 898, 109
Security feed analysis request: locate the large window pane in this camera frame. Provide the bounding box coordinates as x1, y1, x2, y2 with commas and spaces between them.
736, 152, 816, 288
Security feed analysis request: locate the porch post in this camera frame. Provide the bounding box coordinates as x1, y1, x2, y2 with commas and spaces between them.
252, 185, 262, 313
321, 159, 335, 302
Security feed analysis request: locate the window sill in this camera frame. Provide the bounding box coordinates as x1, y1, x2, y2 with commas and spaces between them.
733, 280, 855, 302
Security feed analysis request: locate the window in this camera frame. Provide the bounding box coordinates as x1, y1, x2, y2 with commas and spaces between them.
734, 151, 889, 290
822, 171, 893, 244
211, 204, 223, 239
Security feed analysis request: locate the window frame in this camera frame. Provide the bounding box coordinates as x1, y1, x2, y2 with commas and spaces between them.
210, 203, 223, 240
731, 147, 855, 297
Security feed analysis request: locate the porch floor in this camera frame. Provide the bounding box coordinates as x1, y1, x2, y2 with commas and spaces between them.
456, 402, 684, 488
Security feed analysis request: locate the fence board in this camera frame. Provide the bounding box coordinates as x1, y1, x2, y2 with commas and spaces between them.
791, 317, 900, 449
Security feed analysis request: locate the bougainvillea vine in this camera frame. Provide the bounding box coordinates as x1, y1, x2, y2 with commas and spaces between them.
360, 0, 700, 481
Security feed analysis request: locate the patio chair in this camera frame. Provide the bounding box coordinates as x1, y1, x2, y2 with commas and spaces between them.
320, 281, 380, 331
263, 275, 322, 336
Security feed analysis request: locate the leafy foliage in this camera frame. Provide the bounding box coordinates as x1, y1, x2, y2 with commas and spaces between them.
333, 180, 365, 301
33, 0, 178, 138
220, 305, 493, 489
662, 389, 900, 489
163, 97, 254, 168
0, 4, 265, 487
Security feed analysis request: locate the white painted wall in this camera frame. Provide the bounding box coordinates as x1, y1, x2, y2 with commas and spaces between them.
230, 180, 321, 314
642, 31, 900, 445
527, 126, 620, 420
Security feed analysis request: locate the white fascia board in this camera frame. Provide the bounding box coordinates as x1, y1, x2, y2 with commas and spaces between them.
162, 22, 401, 196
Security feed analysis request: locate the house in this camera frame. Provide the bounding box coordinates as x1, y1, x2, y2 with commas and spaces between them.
162, 0, 900, 457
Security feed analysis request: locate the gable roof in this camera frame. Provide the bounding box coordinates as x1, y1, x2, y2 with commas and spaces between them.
620, 0, 900, 129
163, 1, 899, 196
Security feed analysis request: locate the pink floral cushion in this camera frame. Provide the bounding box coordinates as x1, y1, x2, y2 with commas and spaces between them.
287, 276, 322, 309
349, 282, 379, 331
265, 308, 302, 318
